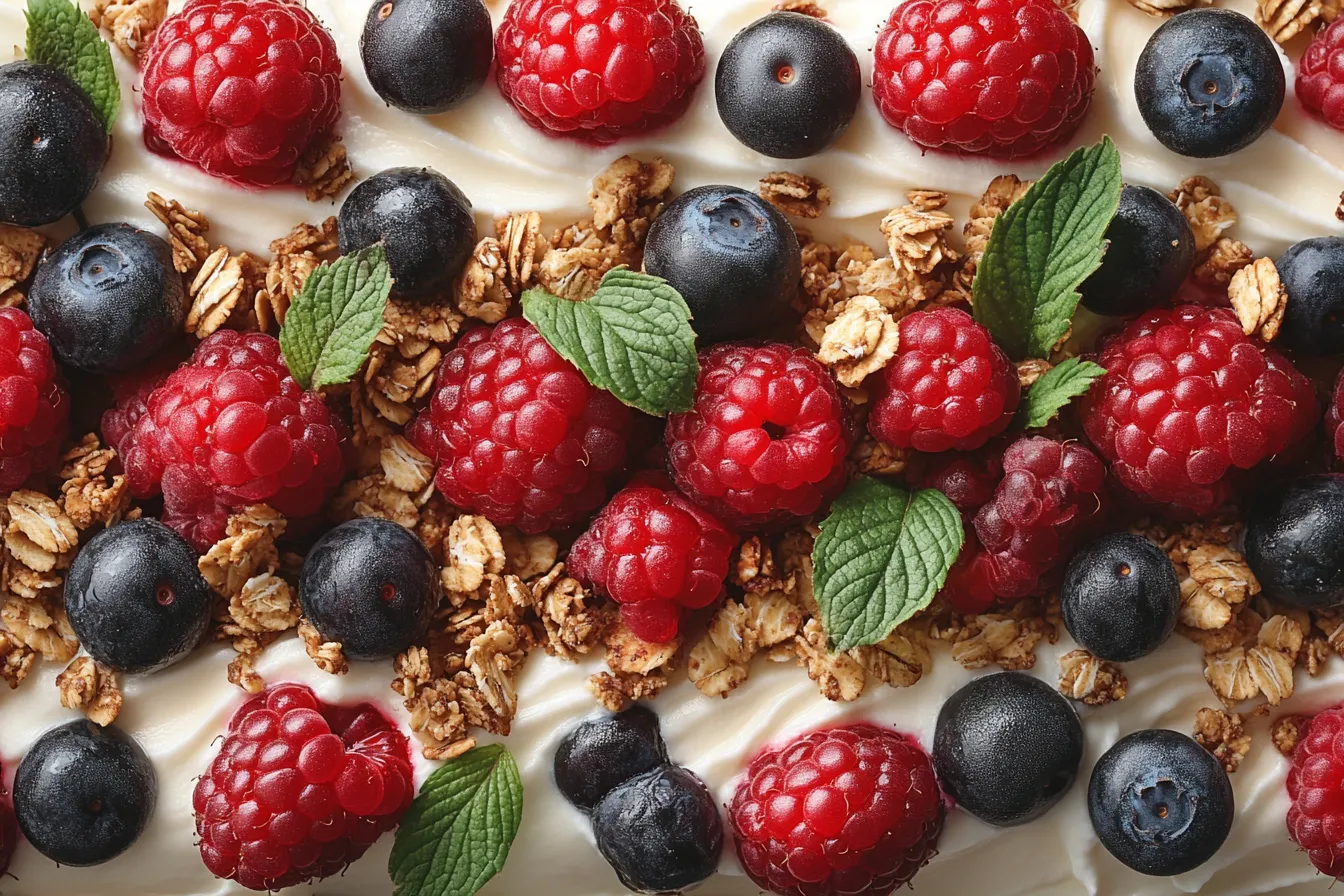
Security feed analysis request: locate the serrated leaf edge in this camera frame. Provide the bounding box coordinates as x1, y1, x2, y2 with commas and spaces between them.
25, 0, 120, 132
1020, 357, 1106, 429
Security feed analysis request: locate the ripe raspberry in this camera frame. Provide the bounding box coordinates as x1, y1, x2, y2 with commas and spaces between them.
913, 447, 1004, 614
1082, 305, 1318, 515
194, 683, 413, 891
407, 319, 634, 533
729, 724, 944, 896
568, 484, 735, 642
141, 0, 342, 187
869, 309, 1019, 453
1287, 705, 1344, 878
494, 0, 706, 144
0, 308, 68, 492
871, 0, 1096, 157
100, 354, 180, 458
1327, 368, 1344, 462
1298, 20, 1344, 131
665, 342, 852, 530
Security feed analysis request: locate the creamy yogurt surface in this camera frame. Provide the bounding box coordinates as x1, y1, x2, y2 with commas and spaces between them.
0, 0, 1343, 894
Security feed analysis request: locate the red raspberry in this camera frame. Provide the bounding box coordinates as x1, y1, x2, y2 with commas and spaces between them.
568, 484, 735, 641
121, 330, 347, 550
914, 447, 1006, 614
494, 0, 706, 144
1299, 20, 1344, 130
1327, 368, 1344, 462
871, 0, 1096, 157
0, 308, 68, 492
1287, 705, 1344, 878
100, 354, 180, 458
666, 342, 852, 530
408, 319, 634, 533
194, 683, 413, 891
141, 0, 342, 187
1082, 305, 1318, 515
729, 724, 944, 896
869, 308, 1019, 453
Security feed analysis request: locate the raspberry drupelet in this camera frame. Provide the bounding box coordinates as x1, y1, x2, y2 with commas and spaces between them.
1298, 20, 1344, 132
0, 308, 68, 492
1287, 705, 1344, 878
914, 446, 1006, 614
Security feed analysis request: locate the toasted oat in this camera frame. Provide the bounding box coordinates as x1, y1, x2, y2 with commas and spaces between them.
379, 434, 434, 493
850, 435, 910, 477
455, 237, 511, 323
1193, 237, 1254, 292
589, 156, 675, 230
772, 0, 827, 15
199, 505, 286, 599
186, 246, 246, 338
0, 630, 35, 688
298, 618, 348, 675
2, 596, 78, 662
502, 531, 559, 581
530, 568, 600, 659
227, 645, 266, 694
791, 618, 865, 701
1229, 257, 1287, 342
59, 435, 132, 530
495, 211, 545, 297
1205, 615, 1302, 706
442, 516, 506, 594
0, 223, 46, 305
1273, 714, 1310, 755
816, 296, 901, 388
365, 298, 462, 418
294, 136, 355, 201
270, 217, 341, 258
588, 617, 680, 711
852, 624, 931, 689
256, 252, 319, 331
881, 195, 957, 276
964, 174, 1032, 261
1256, 0, 1338, 42
1179, 544, 1259, 631
332, 473, 423, 529
758, 172, 832, 219
466, 621, 523, 720
57, 656, 122, 726
1169, 177, 1238, 255
1126, 0, 1210, 14
145, 192, 211, 273
1194, 707, 1251, 773
947, 613, 1049, 671
689, 592, 803, 697
229, 573, 301, 635
91, 0, 166, 59
1058, 649, 1128, 705
7, 490, 78, 559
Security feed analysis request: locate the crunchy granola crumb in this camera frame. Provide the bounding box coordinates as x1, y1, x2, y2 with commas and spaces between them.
455, 237, 511, 323
199, 505, 287, 600
1228, 257, 1287, 342
1169, 176, 1238, 255
1125, 0, 1211, 14
1255, 0, 1338, 43
145, 192, 211, 274
2, 596, 78, 662
59, 435, 132, 530
1193, 237, 1254, 292
530, 567, 600, 659
689, 592, 803, 697
58, 656, 123, 726
90, 0, 166, 59
815, 295, 901, 388
1194, 707, 1251, 773
442, 515, 506, 594
1273, 714, 1310, 755
1058, 648, 1128, 705
495, 211, 546, 298
294, 136, 355, 201
186, 246, 247, 338
945, 613, 1049, 671
758, 172, 832, 219
0, 223, 46, 306
270, 217, 341, 258
771, 0, 828, 15
0, 630, 35, 688
851, 624, 931, 689
793, 618, 865, 701
881, 196, 958, 277
298, 618, 348, 676
589, 156, 675, 230
588, 616, 680, 711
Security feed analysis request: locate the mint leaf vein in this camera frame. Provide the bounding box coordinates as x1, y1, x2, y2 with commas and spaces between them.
26, 0, 120, 132
1020, 356, 1106, 429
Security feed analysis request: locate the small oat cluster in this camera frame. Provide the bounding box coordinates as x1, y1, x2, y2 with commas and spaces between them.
1120, 0, 1337, 44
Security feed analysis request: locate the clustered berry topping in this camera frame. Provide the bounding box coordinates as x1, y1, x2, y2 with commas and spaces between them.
0, 307, 69, 492
1299, 20, 1344, 132
1288, 707, 1344, 877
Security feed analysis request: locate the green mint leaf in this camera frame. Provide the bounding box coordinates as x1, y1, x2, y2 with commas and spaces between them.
814, 477, 963, 653
278, 245, 393, 390
521, 267, 698, 416
1019, 357, 1106, 429
972, 137, 1123, 361
25, 0, 120, 132
389, 744, 523, 896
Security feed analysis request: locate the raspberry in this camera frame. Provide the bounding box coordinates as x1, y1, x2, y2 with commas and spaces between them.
1082, 305, 1318, 515
408, 319, 634, 533
1298, 20, 1344, 131
871, 0, 1096, 157
193, 683, 413, 891
1287, 705, 1344, 878
100, 354, 180, 458
913, 448, 1005, 614
121, 330, 347, 550
494, 0, 706, 144
568, 484, 735, 642
729, 724, 944, 896
0, 308, 68, 492
141, 0, 342, 187
665, 342, 852, 530
1327, 368, 1344, 462
869, 308, 1019, 453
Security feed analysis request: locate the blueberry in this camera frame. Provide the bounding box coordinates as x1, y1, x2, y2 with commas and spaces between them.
361, 0, 493, 115
299, 517, 441, 660
1275, 237, 1344, 356
1080, 185, 1195, 317
644, 185, 800, 343
715, 12, 861, 159
0, 62, 106, 227
555, 705, 668, 812
933, 671, 1083, 827
1134, 9, 1285, 158
29, 224, 185, 374
339, 167, 476, 299
1089, 729, 1234, 876
14, 720, 156, 866
65, 519, 213, 674
591, 765, 723, 894
1245, 474, 1344, 610
1060, 533, 1180, 662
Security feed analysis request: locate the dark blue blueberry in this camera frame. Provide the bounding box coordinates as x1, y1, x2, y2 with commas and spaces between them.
1088, 729, 1234, 876
29, 223, 186, 374
0, 62, 106, 227
1134, 9, 1284, 158
361, 0, 493, 115
591, 765, 723, 894
644, 185, 800, 343
715, 12, 861, 159
1061, 533, 1180, 662
14, 720, 156, 866
1080, 185, 1195, 317
339, 167, 476, 299
1245, 474, 1344, 610
65, 519, 212, 674
1276, 236, 1344, 356
555, 704, 668, 812
933, 671, 1083, 827
299, 517, 441, 660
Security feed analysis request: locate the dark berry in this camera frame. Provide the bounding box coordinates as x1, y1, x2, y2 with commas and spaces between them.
591, 765, 723, 894
1080, 185, 1195, 316
65, 519, 213, 674
14, 720, 157, 866
1276, 236, 1344, 356
1088, 729, 1234, 876
299, 517, 441, 660
554, 705, 668, 812
933, 671, 1083, 827
29, 223, 186, 374
361, 0, 493, 114
339, 167, 476, 300
714, 12, 861, 159
644, 185, 800, 343
1245, 474, 1344, 610
0, 62, 106, 227
1134, 9, 1285, 158
1060, 533, 1180, 662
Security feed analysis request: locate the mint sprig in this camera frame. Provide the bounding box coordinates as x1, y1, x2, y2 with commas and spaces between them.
279, 245, 393, 390
521, 268, 698, 417
973, 138, 1123, 361
814, 478, 963, 653
25, 0, 120, 132
389, 744, 523, 896
1019, 357, 1106, 429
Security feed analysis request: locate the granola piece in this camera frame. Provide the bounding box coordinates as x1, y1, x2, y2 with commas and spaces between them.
1194, 707, 1251, 773
2, 596, 78, 662
186, 246, 246, 338
380, 434, 435, 493
298, 618, 348, 675
1126, 0, 1211, 14
588, 617, 681, 711
758, 172, 832, 219
5, 490, 79, 574
442, 516, 506, 593
466, 620, 523, 720
850, 435, 909, 477
1256, 0, 1338, 42
331, 473, 422, 529
198, 505, 286, 598
852, 624, 931, 688
57, 656, 123, 726
689, 600, 755, 697
1193, 237, 1254, 292
1058, 648, 1128, 705
772, 0, 828, 14
255, 252, 319, 331
880, 194, 957, 276
495, 211, 546, 297
227, 644, 266, 694
454, 236, 511, 322
948, 614, 1049, 671
815, 295, 901, 388
59, 436, 132, 530
531, 568, 600, 659
589, 156, 675, 229
90, 0, 167, 59
1338, 190, 1344, 223
0, 223, 46, 305
393, 647, 477, 760
1178, 543, 1259, 630
793, 618, 865, 701
1205, 646, 1259, 704
1169, 176, 1239, 255
501, 531, 559, 580
365, 297, 462, 417
0, 630, 35, 687
293, 136, 355, 201
145, 192, 211, 273
229, 572, 301, 635
270, 217, 341, 258
730, 537, 777, 590
964, 175, 1032, 261
1273, 714, 1310, 755
1228, 257, 1287, 342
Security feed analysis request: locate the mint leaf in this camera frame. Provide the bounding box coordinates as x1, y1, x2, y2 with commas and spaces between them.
521, 268, 698, 416
814, 477, 963, 652
279, 245, 393, 390
389, 744, 522, 896
1019, 357, 1106, 429
25, 0, 119, 132
972, 137, 1123, 361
